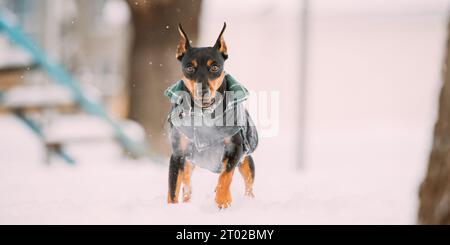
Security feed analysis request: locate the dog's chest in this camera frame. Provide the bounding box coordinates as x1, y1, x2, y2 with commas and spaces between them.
171, 104, 246, 172
186, 138, 226, 173
173, 121, 241, 173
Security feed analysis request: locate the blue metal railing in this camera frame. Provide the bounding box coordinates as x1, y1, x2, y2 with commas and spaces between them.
0, 16, 149, 160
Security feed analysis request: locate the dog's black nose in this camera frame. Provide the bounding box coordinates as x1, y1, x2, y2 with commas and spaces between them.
202, 88, 210, 96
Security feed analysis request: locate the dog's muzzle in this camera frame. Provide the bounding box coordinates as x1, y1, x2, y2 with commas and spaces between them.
193, 84, 215, 108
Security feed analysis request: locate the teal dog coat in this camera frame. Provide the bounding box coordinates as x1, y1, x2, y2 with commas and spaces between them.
165, 73, 258, 173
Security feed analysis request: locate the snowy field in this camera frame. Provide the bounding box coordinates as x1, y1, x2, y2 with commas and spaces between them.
1, 0, 450, 224
0, 115, 434, 224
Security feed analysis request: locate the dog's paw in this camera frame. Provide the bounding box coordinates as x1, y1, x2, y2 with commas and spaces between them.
215, 190, 232, 209
183, 194, 191, 203
182, 186, 191, 203
167, 195, 179, 204
244, 190, 255, 198
216, 200, 231, 209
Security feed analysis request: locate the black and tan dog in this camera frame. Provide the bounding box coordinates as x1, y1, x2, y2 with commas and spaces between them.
165, 23, 258, 209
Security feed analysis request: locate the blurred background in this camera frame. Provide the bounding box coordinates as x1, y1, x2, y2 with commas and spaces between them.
0, 0, 449, 224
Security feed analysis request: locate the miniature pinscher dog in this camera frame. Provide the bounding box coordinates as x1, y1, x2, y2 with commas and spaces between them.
166, 23, 258, 209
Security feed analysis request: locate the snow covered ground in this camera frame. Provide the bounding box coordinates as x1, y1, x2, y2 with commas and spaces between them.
1, 0, 449, 224
0, 115, 431, 224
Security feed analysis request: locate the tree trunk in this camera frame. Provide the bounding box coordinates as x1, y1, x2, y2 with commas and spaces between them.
418, 21, 450, 224
126, 0, 202, 156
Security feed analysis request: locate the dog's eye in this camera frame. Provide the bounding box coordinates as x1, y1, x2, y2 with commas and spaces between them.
210, 65, 220, 73
185, 66, 195, 73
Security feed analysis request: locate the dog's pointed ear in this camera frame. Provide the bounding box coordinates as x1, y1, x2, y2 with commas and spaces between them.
176, 23, 191, 61
213, 22, 228, 60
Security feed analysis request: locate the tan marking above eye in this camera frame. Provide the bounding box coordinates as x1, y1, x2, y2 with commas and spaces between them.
191, 59, 197, 67
207, 59, 214, 67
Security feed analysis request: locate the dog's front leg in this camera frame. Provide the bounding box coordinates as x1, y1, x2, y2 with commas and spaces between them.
215, 141, 244, 209
215, 160, 235, 209
239, 155, 255, 198
168, 154, 184, 204
182, 161, 193, 202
